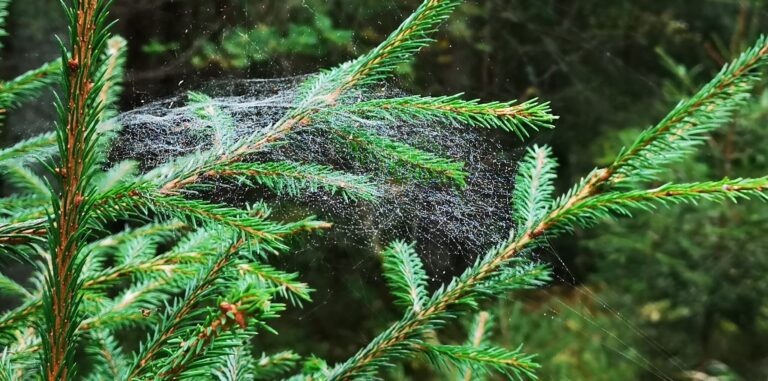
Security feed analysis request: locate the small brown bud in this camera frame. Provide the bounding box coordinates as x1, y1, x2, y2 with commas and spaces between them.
234, 311, 247, 329
67, 58, 79, 71
219, 302, 236, 314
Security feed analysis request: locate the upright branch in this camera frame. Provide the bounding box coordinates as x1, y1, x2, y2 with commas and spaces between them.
41, 0, 111, 379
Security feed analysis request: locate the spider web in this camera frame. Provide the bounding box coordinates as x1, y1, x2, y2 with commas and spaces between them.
110, 77, 520, 274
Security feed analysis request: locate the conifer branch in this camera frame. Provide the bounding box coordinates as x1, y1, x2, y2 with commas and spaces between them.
0, 328, 40, 380
512, 145, 557, 235
0, 61, 60, 119
424, 344, 538, 380
237, 263, 313, 307
2, 164, 50, 197
381, 241, 429, 312
326, 176, 767, 380
0, 132, 56, 164
205, 161, 380, 201
333, 125, 467, 186
0, 196, 48, 216
332, 0, 462, 92
154, 293, 278, 380
0, 273, 30, 300
605, 36, 768, 187
125, 241, 243, 379
1, 0, 766, 378
213, 346, 256, 381
252, 351, 300, 380
96, 184, 327, 254
0, 300, 40, 342
42, 0, 113, 378
83, 249, 204, 289
539, 177, 768, 235
461, 312, 492, 381
97, 36, 126, 119
85, 331, 128, 380
324, 252, 549, 380
0, 218, 46, 261
145, 0, 536, 200
79, 279, 173, 331
0, 231, 206, 340
335, 95, 555, 139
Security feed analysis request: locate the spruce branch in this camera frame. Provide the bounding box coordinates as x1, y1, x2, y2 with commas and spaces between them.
326, 173, 768, 380
0, 273, 30, 300
78, 279, 174, 332
333, 125, 467, 186
142, 0, 522, 200
94, 161, 135, 194
0, 328, 40, 380
125, 236, 293, 380
125, 241, 243, 379
1, 164, 50, 197
187, 91, 238, 154
237, 262, 313, 307
0, 60, 60, 118
0, 299, 41, 343
539, 177, 768, 235
0, 229, 206, 340
154, 288, 281, 380
96, 36, 127, 120
529, 36, 768, 238
42, 0, 114, 378
96, 184, 327, 254
0, 34, 125, 167
1, 1, 764, 379
460, 311, 493, 381
381, 241, 429, 312
324, 247, 550, 380
205, 161, 380, 201
331, 0, 463, 92
424, 344, 538, 380
252, 351, 300, 380
0, 132, 56, 164
83, 248, 205, 290
84, 331, 128, 381
213, 346, 256, 381
334, 95, 555, 139
512, 145, 558, 235
606, 35, 768, 187
148, 0, 468, 193
0, 218, 46, 261
0, 196, 49, 216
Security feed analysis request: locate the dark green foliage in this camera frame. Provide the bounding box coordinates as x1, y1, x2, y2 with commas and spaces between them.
0, 1, 766, 380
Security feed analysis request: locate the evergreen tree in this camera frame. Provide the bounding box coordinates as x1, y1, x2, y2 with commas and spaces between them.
0, 0, 765, 380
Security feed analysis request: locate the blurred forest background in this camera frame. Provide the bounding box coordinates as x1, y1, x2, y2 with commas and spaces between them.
2, 0, 768, 380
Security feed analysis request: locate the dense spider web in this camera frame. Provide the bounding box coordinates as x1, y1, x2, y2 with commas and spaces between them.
110, 76, 520, 272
